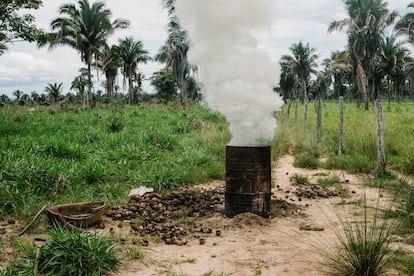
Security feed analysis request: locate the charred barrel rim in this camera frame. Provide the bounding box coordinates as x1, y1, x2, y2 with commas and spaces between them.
225, 145, 271, 218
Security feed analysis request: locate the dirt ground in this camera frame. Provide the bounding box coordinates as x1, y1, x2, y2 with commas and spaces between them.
1, 155, 413, 275
109, 155, 409, 276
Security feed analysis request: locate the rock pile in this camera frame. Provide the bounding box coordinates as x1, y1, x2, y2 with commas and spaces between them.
106, 189, 224, 245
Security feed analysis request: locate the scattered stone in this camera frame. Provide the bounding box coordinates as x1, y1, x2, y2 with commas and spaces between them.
7, 219, 16, 225
0, 228, 6, 235
199, 238, 206, 245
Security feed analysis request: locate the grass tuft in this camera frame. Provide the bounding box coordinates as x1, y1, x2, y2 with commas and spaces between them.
38, 226, 120, 276
293, 153, 319, 169
321, 203, 394, 276
290, 173, 309, 185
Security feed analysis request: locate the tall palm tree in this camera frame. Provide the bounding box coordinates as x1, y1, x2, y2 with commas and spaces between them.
157, 0, 197, 106
329, 0, 398, 110
97, 45, 121, 100
281, 41, 319, 133
12, 89, 23, 102
279, 58, 298, 120
377, 36, 411, 104
329, 50, 352, 99
48, 0, 129, 106
45, 82, 63, 105
114, 37, 150, 104
313, 68, 332, 143
30, 91, 40, 105
70, 69, 90, 105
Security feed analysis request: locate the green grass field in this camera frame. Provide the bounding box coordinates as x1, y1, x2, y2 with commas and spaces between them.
273, 100, 414, 175
2, 100, 414, 275
0, 104, 230, 219
1, 101, 414, 219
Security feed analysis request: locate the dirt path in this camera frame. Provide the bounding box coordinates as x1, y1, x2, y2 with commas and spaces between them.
112, 155, 397, 276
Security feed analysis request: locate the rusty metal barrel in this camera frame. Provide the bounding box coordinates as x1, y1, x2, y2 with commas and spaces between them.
225, 145, 271, 218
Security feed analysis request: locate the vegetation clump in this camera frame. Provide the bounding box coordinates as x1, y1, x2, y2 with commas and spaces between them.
38, 227, 120, 276
322, 208, 394, 276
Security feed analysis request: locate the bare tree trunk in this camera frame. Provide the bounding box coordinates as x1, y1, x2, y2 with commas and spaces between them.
128, 77, 133, 105
338, 96, 345, 156
180, 77, 187, 107
316, 94, 322, 144
286, 99, 292, 121
356, 60, 369, 111
87, 62, 92, 108
294, 98, 299, 124
387, 78, 391, 110
303, 80, 308, 135
375, 98, 386, 175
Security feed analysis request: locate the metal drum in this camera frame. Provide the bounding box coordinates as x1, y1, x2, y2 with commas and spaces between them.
225, 145, 271, 218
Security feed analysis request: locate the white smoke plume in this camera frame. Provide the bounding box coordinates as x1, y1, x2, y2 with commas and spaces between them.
176, 0, 283, 145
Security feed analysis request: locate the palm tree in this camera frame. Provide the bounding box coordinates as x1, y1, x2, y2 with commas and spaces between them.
395, 3, 414, 44
313, 68, 332, 143
30, 91, 40, 105
279, 58, 298, 121
328, 0, 398, 110
0, 94, 10, 105
377, 36, 411, 105
329, 50, 352, 99
114, 37, 150, 104
157, 0, 197, 106
48, 0, 129, 107
97, 45, 121, 100
45, 82, 63, 105
12, 89, 23, 101
280, 41, 319, 133
71, 70, 90, 105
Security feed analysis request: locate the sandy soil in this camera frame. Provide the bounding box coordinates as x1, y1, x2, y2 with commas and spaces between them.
111, 155, 401, 276
0, 155, 410, 275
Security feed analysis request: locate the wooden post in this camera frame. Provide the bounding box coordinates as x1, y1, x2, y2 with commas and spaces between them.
317, 94, 322, 144
376, 98, 386, 175
338, 96, 345, 156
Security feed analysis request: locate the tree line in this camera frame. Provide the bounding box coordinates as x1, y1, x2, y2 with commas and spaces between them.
277, 0, 414, 112
276, 0, 414, 175
2, 0, 414, 110
0, 0, 199, 107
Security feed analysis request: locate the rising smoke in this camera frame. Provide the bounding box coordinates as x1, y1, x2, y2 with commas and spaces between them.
176, 0, 284, 145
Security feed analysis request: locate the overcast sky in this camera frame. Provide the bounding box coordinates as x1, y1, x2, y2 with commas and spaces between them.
0, 0, 411, 97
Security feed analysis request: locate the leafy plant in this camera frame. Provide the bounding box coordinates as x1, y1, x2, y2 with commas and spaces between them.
38, 226, 120, 276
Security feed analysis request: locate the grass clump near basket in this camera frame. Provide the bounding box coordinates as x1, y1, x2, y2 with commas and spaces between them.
38, 226, 120, 276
